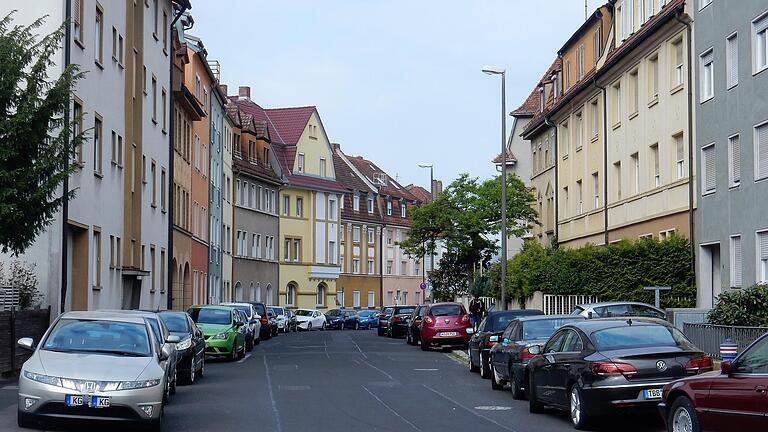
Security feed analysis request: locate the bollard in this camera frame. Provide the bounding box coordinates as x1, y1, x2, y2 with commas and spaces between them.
720, 338, 738, 361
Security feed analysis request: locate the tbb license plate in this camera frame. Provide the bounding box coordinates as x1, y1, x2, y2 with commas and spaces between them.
643, 389, 663, 399
65, 395, 110, 408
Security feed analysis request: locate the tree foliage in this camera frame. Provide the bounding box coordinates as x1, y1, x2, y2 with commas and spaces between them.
0, 260, 42, 310
707, 285, 768, 327
0, 12, 83, 255
488, 235, 696, 308
400, 173, 538, 298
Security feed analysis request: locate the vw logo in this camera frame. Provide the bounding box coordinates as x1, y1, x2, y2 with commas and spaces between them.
656, 360, 668, 372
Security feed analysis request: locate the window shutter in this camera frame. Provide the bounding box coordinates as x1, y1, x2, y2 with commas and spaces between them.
73, 0, 82, 24
731, 236, 742, 288
703, 146, 716, 192
727, 34, 738, 87
760, 232, 768, 261
730, 136, 741, 183
758, 124, 768, 179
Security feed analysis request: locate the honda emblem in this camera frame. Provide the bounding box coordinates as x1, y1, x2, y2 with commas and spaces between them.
85, 381, 96, 392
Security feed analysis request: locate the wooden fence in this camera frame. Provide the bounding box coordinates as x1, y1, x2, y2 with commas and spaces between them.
0, 307, 51, 374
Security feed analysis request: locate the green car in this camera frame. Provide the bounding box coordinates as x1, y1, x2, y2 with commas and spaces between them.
188, 305, 247, 361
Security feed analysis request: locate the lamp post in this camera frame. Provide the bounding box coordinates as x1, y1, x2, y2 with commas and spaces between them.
482, 66, 507, 311
417, 163, 435, 285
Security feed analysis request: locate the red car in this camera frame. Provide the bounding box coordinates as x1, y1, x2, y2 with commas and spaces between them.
659, 332, 768, 432
419, 302, 472, 351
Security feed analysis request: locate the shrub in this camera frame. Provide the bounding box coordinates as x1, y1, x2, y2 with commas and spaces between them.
707, 285, 768, 327
0, 260, 42, 310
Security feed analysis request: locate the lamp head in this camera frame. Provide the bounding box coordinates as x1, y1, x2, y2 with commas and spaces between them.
418, 163, 433, 168
482, 66, 505, 75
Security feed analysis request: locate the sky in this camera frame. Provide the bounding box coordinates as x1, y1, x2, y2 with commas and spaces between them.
190, 0, 605, 189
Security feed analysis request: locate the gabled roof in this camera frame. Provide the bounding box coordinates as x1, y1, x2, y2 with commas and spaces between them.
345, 156, 418, 202
492, 148, 518, 164
263, 106, 316, 145
510, 87, 541, 117
405, 184, 432, 203
332, 145, 382, 223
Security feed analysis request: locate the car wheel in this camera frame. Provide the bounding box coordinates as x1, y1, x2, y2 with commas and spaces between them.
528, 373, 544, 414
479, 353, 491, 379
468, 350, 480, 372
322, 322, 327, 331
17, 411, 34, 429
354, 322, 360, 330
186, 362, 195, 385
170, 370, 177, 395
254, 334, 261, 345
406, 332, 413, 345
246, 335, 253, 352
569, 384, 592, 430
230, 345, 238, 362
668, 396, 700, 432
162, 378, 170, 405
510, 369, 525, 400
308, 323, 313, 331
196, 355, 205, 379
491, 366, 505, 390
146, 405, 163, 432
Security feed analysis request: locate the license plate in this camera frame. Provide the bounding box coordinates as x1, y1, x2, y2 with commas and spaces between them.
643, 389, 663, 399
65, 395, 84, 406
438, 332, 458, 337
90, 396, 110, 408
66, 395, 110, 408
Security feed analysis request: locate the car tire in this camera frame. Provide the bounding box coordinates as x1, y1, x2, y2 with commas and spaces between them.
308, 323, 313, 331
230, 345, 238, 362
145, 405, 163, 432
528, 373, 544, 414
17, 411, 34, 429
246, 336, 253, 352
354, 322, 360, 330
569, 384, 592, 430
468, 350, 480, 372
479, 353, 491, 379
196, 355, 205, 379
406, 332, 413, 345
510, 369, 525, 400
170, 370, 177, 395
322, 322, 327, 331
668, 396, 700, 432
491, 366, 505, 390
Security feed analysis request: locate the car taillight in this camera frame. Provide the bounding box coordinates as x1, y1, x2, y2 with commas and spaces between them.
424, 316, 433, 325
521, 347, 535, 360
591, 361, 638, 377
685, 355, 713, 373
378, 313, 386, 319
488, 336, 499, 347
461, 315, 469, 323
393, 316, 401, 323
261, 317, 268, 325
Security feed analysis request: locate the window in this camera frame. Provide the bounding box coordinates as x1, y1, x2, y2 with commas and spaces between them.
328, 198, 337, 220
367, 196, 374, 213
387, 230, 393, 245
574, 111, 583, 150
353, 194, 360, 211
284, 239, 290, 261
367, 228, 375, 244
340, 225, 345, 242
297, 153, 305, 173
649, 54, 659, 99
700, 49, 714, 102
328, 241, 336, 264
162, 10, 168, 52
73, 0, 84, 43
727, 33, 739, 88
756, 122, 768, 180
650, 143, 660, 187
614, 162, 622, 201
296, 197, 303, 217
729, 134, 741, 186
368, 291, 375, 307
593, 27, 602, 64
367, 259, 374, 274
160, 249, 165, 293
150, 161, 157, 206
576, 180, 583, 214
675, 134, 686, 179
386, 201, 392, 216
151, 76, 157, 121
755, 12, 768, 74
414, 261, 420, 275
590, 100, 599, 138
400, 202, 406, 218
401, 261, 407, 275
353, 259, 360, 274
161, 168, 166, 211
316, 284, 325, 306
629, 69, 639, 115
149, 246, 156, 292
561, 121, 570, 156
386, 260, 393, 275
161, 89, 167, 130
592, 173, 599, 209
577, 44, 585, 80
759, 231, 768, 283
731, 235, 743, 288
702, 144, 716, 194
286, 284, 296, 306
612, 81, 622, 126
92, 230, 101, 287
111, 27, 117, 60
699, 0, 712, 10
93, 116, 102, 175
73, 100, 83, 164
293, 240, 300, 262
353, 226, 361, 243
94, 6, 104, 64
255, 234, 262, 259
282, 195, 289, 216
320, 158, 326, 177
631, 152, 640, 194
563, 186, 569, 218
672, 38, 684, 87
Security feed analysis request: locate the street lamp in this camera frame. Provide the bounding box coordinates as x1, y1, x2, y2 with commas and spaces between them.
482, 66, 507, 311
418, 163, 435, 297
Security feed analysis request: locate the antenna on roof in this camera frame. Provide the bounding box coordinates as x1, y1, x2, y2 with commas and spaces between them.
585, 0, 588, 21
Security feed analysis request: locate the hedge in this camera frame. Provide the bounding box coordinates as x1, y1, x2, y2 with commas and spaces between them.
707, 284, 768, 327
488, 235, 696, 308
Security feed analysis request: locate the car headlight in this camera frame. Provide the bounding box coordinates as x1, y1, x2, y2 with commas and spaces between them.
212, 332, 228, 340
118, 379, 161, 390
176, 337, 193, 350
23, 371, 62, 387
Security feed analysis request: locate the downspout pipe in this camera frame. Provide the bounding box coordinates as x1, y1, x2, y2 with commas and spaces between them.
60, 0, 73, 316
675, 10, 696, 284
543, 117, 559, 246
167, 1, 191, 310
592, 76, 609, 246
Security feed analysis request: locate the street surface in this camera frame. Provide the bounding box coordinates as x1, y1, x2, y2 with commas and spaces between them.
0, 330, 665, 431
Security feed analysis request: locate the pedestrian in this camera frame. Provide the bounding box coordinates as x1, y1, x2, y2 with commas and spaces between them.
469, 296, 481, 331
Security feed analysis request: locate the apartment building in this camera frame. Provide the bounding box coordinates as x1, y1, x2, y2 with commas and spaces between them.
221, 87, 235, 303
695, 0, 768, 306
0, 0, 185, 312
207, 61, 225, 305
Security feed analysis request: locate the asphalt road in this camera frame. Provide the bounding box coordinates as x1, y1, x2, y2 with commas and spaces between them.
0, 329, 666, 432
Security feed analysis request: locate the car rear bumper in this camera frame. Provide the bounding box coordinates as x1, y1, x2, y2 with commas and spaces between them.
421, 327, 472, 345
582, 381, 671, 415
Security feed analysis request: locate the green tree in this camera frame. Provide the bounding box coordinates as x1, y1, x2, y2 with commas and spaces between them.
0, 12, 83, 255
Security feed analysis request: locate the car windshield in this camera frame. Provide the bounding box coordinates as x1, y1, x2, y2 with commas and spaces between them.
358, 311, 374, 317
146, 318, 163, 343
383, 308, 394, 315
43, 319, 152, 357
326, 310, 341, 317
295, 310, 313, 316
522, 318, 582, 340
487, 314, 517, 332
396, 308, 415, 315
253, 304, 267, 316
592, 324, 688, 350
189, 308, 232, 325
232, 306, 251, 317
430, 305, 463, 316
272, 307, 285, 315
571, 306, 585, 315
159, 312, 189, 333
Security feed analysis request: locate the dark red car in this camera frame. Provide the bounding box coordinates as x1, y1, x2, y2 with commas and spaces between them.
659, 332, 768, 432
420, 302, 472, 351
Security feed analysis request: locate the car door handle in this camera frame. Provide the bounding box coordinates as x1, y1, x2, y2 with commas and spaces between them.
756, 386, 766, 394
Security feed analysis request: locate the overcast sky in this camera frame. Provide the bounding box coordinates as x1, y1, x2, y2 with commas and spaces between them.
190, 0, 604, 189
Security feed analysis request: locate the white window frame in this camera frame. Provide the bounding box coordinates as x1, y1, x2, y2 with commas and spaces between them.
755, 121, 768, 181
728, 134, 741, 187
367, 291, 375, 308
675, 133, 686, 179
353, 194, 360, 211
701, 143, 717, 195
699, 48, 715, 103
752, 11, 768, 75
297, 153, 305, 173
730, 234, 743, 288
699, 0, 712, 10
757, 229, 768, 284
353, 290, 361, 308
726, 32, 739, 89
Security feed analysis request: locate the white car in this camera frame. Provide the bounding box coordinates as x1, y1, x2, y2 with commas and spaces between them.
269, 306, 289, 332
294, 309, 326, 331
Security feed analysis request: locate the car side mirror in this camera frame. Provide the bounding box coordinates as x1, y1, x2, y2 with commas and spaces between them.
166, 335, 180, 344
235, 321, 244, 328
159, 344, 173, 361
528, 345, 541, 356
17, 337, 35, 351
721, 360, 733, 375
587, 311, 593, 319
250, 318, 260, 325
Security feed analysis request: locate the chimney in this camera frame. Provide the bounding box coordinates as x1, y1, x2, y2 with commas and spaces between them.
220, 84, 228, 96
331, 143, 341, 152
238, 86, 250, 100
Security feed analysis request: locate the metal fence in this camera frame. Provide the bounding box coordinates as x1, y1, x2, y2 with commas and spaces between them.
543, 294, 599, 315
0, 307, 51, 374
683, 323, 768, 359
0, 285, 19, 311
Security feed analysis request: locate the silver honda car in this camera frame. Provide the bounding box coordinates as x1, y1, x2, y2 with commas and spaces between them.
16, 311, 176, 431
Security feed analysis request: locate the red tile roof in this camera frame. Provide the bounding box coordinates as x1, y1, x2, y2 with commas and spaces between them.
263, 106, 316, 145
285, 174, 346, 193
332, 147, 383, 223
405, 184, 432, 203
492, 148, 517, 164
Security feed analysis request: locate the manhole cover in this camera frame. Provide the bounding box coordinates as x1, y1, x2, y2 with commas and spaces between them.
474, 406, 512, 411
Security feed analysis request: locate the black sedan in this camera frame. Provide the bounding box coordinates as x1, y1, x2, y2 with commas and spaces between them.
285, 309, 298, 332
405, 305, 427, 345
325, 309, 361, 330
158, 310, 206, 385
489, 314, 584, 396
248, 302, 273, 340
526, 318, 713, 430
468, 309, 544, 379
385, 305, 416, 338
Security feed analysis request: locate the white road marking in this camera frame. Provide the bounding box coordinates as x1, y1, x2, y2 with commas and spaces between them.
350, 337, 368, 359
237, 354, 251, 364
474, 406, 513, 411
323, 339, 330, 359
413, 368, 438, 371
0, 386, 18, 390
362, 385, 422, 431
287, 345, 326, 348
263, 356, 283, 432
421, 384, 520, 432
361, 359, 397, 383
